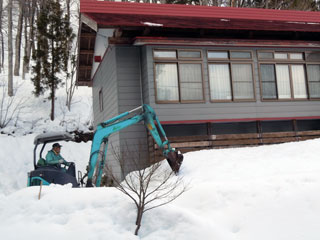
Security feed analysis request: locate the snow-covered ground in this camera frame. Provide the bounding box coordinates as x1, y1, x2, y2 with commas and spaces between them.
0, 74, 93, 135
1, 136, 320, 240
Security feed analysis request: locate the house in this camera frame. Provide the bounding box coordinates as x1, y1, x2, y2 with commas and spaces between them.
79, 0, 320, 180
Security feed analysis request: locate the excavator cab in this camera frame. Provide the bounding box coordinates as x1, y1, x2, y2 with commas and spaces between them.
27, 132, 79, 187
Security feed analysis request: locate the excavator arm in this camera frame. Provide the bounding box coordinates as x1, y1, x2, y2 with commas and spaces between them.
85, 104, 183, 187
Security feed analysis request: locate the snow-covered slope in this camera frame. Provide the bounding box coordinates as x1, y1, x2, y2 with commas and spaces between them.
1, 138, 320, 240
0, 75, 93, 135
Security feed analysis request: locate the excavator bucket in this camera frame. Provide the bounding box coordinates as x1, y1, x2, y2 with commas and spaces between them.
166, 151, 183, 174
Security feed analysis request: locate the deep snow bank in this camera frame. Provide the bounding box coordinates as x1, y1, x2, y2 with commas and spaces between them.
1, 139, 320, 240
0, 134, 91, 195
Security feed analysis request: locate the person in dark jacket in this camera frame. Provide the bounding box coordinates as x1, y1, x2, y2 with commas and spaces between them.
46, 143, 75, 176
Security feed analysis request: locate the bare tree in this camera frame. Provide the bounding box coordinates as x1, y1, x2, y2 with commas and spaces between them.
66, 52, 78, 111
14, 0, 24, 76
8, 0, 13, 96
0, 0, 3, 72
65, 0, 78, 111
104, 144, 188, 236
0, 79, 25, 128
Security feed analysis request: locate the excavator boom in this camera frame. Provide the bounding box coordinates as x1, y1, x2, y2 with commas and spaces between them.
86, 104, 183, 187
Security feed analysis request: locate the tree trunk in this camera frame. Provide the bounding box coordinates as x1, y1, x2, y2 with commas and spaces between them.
30, 0, 37, 59
0, 0, 3, 73
134, 208, 143, 235
51, 36, 55, 121
265, 0, 270, 9
8, 0, 13, 96
14, 0, 24, 76
23, 0, 34, 79
51, 87, 55, 121
22, 1, 28, 80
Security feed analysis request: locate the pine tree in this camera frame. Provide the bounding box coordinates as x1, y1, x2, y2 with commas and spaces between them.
31, 0, 74, 121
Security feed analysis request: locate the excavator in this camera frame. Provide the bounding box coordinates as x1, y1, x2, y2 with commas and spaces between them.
27, 104, 183, 187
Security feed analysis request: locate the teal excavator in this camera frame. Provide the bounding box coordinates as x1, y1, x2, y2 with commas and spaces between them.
27, 104, 183, 187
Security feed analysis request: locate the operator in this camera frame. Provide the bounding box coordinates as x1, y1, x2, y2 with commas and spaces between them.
46, 143, 75, 176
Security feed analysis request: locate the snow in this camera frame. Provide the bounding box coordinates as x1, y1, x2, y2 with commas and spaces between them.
141, 22, 163, 27
1, 72, 320, 239
0, 74, 93, 135
1, 3, 320, 237
1, 135, 320, 239
0, 133, 90, 195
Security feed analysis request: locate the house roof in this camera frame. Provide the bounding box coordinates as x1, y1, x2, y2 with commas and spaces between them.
78, 0, 320, 86
81, 0, 320, 32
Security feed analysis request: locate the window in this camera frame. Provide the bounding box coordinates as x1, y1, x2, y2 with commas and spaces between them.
274, 53, 288, 59
259, 51, 320, 100
290, 53, 303, 60
155, 63, 179, 101
230, 51, 252, 59
154, 49, 204, 103
260, 64, 277, 99
258, 51, 273, 59
260, 64, 307, 100
208, 50, 255, 101
99, 88, 103, 112
154, 50, 176, 59
208, 51, 228, 59
307, 64, 320, 98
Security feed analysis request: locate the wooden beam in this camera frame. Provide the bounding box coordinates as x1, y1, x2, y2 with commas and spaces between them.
80, 50, 94, 54
79, 65, 92, 70
297, 130, 320, 136
81, 13, 97, 32
114, 28, 123, 38
80, 33, 96, 38
261, 132, 296, 138
108, 37, 133, 44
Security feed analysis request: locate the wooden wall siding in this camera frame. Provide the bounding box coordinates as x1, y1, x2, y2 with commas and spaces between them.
145, 45, 320, 122
92, 46, 122, 180
150, 130, 320, 162
116, 46, 150, 172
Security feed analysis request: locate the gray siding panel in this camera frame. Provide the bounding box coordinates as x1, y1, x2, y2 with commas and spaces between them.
92, 46, 118, 125
116, 46, 149, 172
141, 46, 150, 104
145, 45, 320, 122
92, 46, 121, 180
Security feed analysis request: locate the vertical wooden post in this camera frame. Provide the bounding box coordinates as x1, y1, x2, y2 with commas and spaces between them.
256, 120, 262, 144
293, 119, 298, 141
207, 122, 213, 149
207, 122, 212, 136
38, 180, 43, 200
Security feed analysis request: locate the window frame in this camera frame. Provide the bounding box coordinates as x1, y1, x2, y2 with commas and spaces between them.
153, 49, 205, 104
207, 50, 256, 102
257, 50, 320, 101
